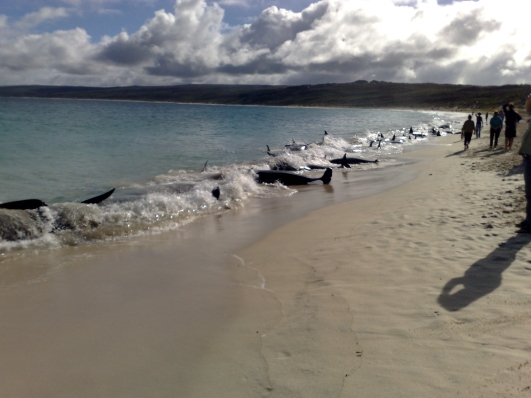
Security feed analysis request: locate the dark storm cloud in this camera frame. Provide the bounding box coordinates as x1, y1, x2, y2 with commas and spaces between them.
144, 53, 214, 77
95, 34, 153, 65
216, 56, 289, 75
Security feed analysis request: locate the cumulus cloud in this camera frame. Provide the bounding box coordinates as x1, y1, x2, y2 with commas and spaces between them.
96, 0, 226, 77
0, 0, 529, 86
0, 28, 100, 74
238, 3, 328, 50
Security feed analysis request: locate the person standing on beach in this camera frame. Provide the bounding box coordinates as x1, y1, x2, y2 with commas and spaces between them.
503, 103, 522, 150
475, 113, 483, 138
461, 115, 475, 150
486, 112, 489, 123
489, 111, 503, 148
516, 94, 531, 233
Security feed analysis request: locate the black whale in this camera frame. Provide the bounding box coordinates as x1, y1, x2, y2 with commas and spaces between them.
0, 188, 115, 210
256, 168, 332, 185
330, 154, 379, 168
0, 199, 48, 210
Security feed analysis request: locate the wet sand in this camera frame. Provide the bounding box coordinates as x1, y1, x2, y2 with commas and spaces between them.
0, 152, 416, 397
1, 126, 530, 397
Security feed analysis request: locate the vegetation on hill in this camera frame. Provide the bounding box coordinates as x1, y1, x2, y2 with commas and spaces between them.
0, 81, 529, 111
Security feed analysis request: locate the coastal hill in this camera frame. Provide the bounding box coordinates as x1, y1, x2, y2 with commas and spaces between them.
0, 81, 529, 110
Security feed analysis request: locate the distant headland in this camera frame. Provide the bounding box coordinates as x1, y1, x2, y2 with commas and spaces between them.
1, 81, 529, 111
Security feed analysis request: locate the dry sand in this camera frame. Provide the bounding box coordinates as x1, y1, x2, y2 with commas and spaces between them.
194, 124, 531, 397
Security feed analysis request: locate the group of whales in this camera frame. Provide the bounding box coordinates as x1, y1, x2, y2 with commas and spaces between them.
1, 132, 383, 212
199, 131, 379, 193
250, 132, 383, 187
266, 131, 378, 171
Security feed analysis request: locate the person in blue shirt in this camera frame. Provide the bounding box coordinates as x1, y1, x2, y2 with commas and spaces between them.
489, 111, 503, 148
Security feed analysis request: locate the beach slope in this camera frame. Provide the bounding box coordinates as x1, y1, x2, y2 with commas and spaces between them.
219, 129, 531, 397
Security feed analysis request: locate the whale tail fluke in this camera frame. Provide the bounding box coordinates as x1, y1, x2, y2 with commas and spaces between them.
201, 161, 208, 172
81, 188, 115, 204
321, 168, 333, 185
373, 159, 379, 163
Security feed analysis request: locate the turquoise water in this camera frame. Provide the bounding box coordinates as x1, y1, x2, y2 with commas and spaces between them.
0, 97, 464, 251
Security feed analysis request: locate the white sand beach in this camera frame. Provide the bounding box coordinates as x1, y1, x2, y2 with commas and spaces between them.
1, 124, 531, 397
193, 129, 531, 397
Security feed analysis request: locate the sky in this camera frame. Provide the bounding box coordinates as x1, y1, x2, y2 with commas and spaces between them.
0, 0, 528, 87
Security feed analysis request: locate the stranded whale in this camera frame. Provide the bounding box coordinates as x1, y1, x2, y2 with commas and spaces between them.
329, 154, 379, 168
0, 188, 116, 211
285, 139, 307, 151
0, 199, 48, 210
266, 145, 282, 157
256, 168, 332, 186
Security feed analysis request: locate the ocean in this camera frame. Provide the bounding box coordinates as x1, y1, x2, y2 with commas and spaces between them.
0, 97, 465, 253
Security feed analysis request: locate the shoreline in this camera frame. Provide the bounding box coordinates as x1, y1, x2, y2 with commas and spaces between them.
1, 121, 530, 396
203, 126, 531, 396
0, 100, 464, 255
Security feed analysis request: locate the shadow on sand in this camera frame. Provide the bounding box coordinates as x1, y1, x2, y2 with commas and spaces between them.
438, 234, 531, 311
506, 163, 524, 177
445, 150, 466, 157
445, 146, 508, 159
